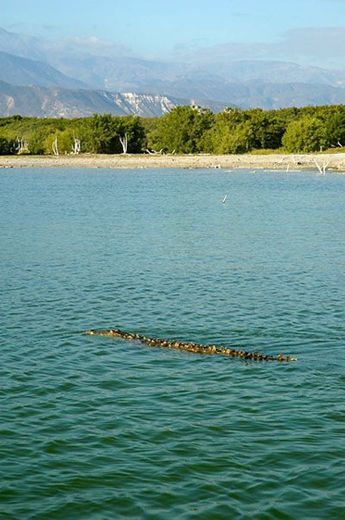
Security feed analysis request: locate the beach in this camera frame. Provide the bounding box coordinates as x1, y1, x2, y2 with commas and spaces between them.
1, 152, 345, 171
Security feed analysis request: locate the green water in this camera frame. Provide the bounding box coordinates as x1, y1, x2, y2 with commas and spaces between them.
1, 168, 344, 519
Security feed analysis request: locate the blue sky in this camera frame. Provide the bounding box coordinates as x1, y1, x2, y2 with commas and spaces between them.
2, 0, 345, 66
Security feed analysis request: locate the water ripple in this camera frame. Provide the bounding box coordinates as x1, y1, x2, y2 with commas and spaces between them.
1, 169, 344, 519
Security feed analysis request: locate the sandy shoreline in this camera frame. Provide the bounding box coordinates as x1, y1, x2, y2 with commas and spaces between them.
1, 153, 345, 172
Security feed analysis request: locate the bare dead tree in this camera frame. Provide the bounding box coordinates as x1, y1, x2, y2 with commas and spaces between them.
314, 158, 330, 175
145, 148, 164, 155
52, 137, 59, 156
15, 137, 29, 154
119, 134, 128, 154
72, 137, 81, 154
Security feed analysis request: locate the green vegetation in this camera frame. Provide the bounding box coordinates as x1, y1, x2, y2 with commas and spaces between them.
0, 114, 146, 155
1, 104, 345, 155
148, 105, 214, 153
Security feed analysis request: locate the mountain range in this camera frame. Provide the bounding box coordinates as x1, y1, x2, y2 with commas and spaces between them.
1, 26, 345, 117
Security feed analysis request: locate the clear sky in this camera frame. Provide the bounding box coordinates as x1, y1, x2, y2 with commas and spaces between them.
1, 0, 345, 66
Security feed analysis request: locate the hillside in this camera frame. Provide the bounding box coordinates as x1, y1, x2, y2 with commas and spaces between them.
1, 27, 345, 115
0, 80, 190, 117
0, 51, 87, 89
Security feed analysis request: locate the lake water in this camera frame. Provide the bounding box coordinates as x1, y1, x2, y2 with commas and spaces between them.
1, 168, 344, 519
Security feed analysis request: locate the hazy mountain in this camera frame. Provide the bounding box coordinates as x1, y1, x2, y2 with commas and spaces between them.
208, 60, 345, 88
128, 71, 242, 103
51, 56, 345, 93
0, 51, 87, 89
216, 81, 345, 109
142, 79, 345, 110
2, 78, 345, 119
45, 54, 345, 94
0, 27, 45, 61
2, 26, 345, 87
2, 26, 345, 114
0, 80, 223, 118
4, 48, 345, 111
48, 55, 189, 91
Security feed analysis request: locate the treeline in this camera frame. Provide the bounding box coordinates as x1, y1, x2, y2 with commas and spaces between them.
0, 114, 145, 155
1, 104, 345, 155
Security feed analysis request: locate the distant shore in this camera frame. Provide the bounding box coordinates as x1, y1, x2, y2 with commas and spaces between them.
1, 153, 345, 172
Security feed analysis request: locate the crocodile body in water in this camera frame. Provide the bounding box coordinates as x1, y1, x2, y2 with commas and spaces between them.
85, 328, 297, 362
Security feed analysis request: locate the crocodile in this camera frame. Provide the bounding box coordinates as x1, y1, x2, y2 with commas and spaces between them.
85, 328, 297, 362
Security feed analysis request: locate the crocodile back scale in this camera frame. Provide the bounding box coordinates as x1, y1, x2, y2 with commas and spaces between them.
85, 328, 297, 362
